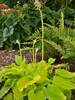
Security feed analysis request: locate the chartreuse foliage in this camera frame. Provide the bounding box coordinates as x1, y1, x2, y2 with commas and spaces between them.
0, 55, 75, 100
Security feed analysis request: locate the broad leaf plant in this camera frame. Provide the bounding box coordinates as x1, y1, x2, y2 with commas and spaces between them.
0, 55, 75, 100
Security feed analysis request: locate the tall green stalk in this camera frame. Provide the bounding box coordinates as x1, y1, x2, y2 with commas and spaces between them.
40, 9, 44, 60
34, 0, 44, 61
32, 40, 37, 63
33, 40, 35, 63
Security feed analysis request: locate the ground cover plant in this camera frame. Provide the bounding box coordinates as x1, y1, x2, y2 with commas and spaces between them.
0, 55, 75, 100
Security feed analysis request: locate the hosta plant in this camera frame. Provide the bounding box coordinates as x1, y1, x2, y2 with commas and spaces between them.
0, 55, 75, 100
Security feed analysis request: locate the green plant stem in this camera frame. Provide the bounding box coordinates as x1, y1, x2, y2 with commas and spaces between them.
33, 40, 35, 63
35, 49, 37, 63
35, 51, 36, 63
40, 9, 44, 60
19, 43, 22, 57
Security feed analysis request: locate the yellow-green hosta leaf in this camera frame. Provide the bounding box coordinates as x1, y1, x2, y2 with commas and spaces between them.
12, 85, 23, 100
16, 75, 41, 91
35, 90, 46, 100
0, 79, 14, 99
28, 90, 35, 100
0, 67, 22, 82
3, 93, 13, 100
15, 55, 24, 65
56, 69, 75, 79
64, 90, 71, 100
28, 89, 46, 100
48, 58, 55, 65
43, 84, 66, 100
37, 61, 49, 82
53, 76, 75, 90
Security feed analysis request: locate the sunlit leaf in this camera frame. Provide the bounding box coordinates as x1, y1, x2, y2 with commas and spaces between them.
53, 76, 75, 90
28, 89, 46, 100
56, 69, 75, 79
3, 93, 13, 100
15, 55, 24, 65
43, 84, 66, 100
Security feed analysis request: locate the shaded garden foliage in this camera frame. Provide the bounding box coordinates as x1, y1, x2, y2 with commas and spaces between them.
0, 0, 75, 62
0, 0, 75, 9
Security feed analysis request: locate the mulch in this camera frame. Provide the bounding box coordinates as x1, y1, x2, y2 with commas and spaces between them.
0, 50, 33, 67
0, 50, 48, 67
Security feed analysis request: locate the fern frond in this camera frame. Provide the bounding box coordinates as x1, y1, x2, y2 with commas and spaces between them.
44, 12, 75, 60
44, 39, 64, 54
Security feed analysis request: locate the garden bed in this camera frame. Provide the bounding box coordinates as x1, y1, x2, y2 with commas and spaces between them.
0, 50, 33, 67
0, 50, 75, 71
0, 50, 49, 67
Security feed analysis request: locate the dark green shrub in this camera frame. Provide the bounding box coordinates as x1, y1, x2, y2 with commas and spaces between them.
0, 4, 40, 49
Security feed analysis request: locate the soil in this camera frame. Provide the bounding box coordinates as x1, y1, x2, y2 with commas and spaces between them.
0, 50, 33, 67
0, 50, 48, 67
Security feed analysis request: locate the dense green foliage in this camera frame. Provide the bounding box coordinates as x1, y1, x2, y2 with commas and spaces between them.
43, 12, 75, 60
0, 0, 75, 100
0, 55, 75, 100
0, 3, 58, 49
0, 0, 75, 61
0, 0, 75, 50
0, 0, 75, 9
0, 4, 40, 49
